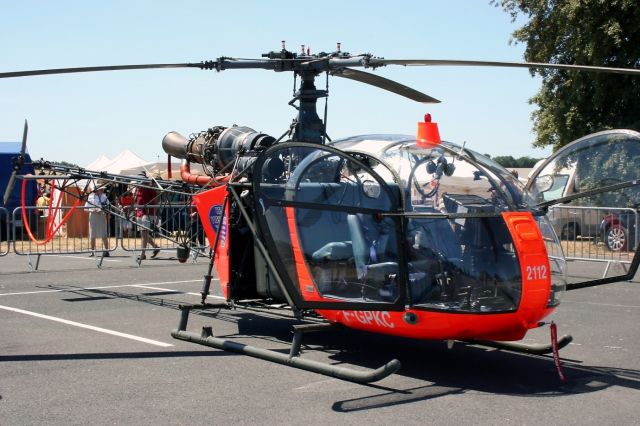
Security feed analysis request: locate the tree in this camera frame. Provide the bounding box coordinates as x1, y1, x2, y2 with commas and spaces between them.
492, 155, 541, 168
493, 0, 640, 150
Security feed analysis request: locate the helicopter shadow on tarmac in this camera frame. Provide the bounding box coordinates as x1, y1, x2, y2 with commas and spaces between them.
34, 285, 640, 411
329, 335, 640, 412
228, 312, 640, 412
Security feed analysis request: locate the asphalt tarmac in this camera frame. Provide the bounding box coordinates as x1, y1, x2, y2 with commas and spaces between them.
1, 250, 639, 425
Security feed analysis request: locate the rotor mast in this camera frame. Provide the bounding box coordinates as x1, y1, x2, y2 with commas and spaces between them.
291, 69, 326, 143
206, 42, 331, 143
260, 41, 329, 143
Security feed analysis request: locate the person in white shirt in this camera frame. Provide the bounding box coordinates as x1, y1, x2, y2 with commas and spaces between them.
85, 186, 110, 257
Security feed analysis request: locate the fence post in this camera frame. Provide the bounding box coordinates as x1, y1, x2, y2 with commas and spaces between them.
0, 207, 9, 256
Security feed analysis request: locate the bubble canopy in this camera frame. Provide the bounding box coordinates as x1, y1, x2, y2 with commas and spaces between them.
525, 129, 640, 208
252, 136, 565, 313
331, 134, 531, 212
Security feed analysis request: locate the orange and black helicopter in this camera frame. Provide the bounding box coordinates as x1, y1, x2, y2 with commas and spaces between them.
3, 42, 640, 383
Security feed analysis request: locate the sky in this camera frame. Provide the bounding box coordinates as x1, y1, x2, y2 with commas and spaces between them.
0, 0, 550, 166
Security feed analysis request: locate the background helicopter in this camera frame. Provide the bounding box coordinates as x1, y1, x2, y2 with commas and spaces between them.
2, 43, 640, 384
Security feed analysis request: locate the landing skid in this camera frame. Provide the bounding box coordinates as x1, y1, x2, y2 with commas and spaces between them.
466, 334, 573, 355
171, 304, 401, 384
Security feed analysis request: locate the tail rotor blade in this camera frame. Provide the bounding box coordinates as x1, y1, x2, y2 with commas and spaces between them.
21, 119, 28, 156
3, 173, 17, 205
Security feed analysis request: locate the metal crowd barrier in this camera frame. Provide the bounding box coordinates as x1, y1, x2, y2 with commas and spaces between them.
0, 207, 9, 256
545, 205, 639, 276
119, 204, 207, 263
5, 202, 207, 269
11, 205, 117, 269
5, 201, 637, 277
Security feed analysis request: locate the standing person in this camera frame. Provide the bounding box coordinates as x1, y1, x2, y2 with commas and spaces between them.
189, 199, 206, 260
85, 185, 110, 257
36, 190, 51, 212
117, 185, 134, 238
36, 190, 51, 239
133, 173, 160, 260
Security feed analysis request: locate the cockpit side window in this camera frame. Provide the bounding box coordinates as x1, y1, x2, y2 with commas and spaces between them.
254, 144, 404, 307
405, 201, 522, 312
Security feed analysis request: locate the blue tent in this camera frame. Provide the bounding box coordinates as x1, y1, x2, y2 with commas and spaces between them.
0, 141, 37, 213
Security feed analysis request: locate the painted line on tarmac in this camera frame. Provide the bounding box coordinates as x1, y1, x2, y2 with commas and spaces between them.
0, 279, 203, 297
562, 300, 640, 309
0, 304, 174, 347
131, 284, 225, 299
47, 254, 122, 262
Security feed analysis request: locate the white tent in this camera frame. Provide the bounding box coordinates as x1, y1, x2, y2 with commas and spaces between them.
85, 154, 111, 171
120, 160, 208, 179
120, 160, 182, 178
100, 149, 149, 174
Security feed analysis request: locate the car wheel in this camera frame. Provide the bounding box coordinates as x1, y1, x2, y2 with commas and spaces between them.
561, 223, 579, 241
605, 224, 628, 252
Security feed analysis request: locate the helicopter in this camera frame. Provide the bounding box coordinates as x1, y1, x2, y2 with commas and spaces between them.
2, 42, 640, 384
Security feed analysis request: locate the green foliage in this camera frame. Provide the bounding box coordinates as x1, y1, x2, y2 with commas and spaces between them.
493, 0, 640, 150
492, 155, 541, 167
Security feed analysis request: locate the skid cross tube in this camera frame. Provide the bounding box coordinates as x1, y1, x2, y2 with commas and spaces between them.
289, 323, 337, 357
172, 306, 400, 384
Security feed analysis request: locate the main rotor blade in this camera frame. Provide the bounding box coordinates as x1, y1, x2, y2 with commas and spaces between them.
370, 59, 640, 76
0, 63, 203, 79
333, 68, 440, 103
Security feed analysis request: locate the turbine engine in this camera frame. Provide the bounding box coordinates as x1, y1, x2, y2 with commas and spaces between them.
162, 125, 276, 176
